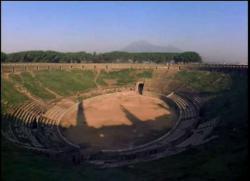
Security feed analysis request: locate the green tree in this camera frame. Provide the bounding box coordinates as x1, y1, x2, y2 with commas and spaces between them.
173, 52, 202, 63
1, 52, 7, 62
3, 50, 202, 64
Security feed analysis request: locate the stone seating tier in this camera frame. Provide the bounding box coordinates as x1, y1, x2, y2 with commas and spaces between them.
2, 91, 220, 167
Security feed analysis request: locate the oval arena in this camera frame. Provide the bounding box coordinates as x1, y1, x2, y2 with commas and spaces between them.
1, 63, 248, 168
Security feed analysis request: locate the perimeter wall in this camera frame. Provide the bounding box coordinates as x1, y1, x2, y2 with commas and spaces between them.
1, 63, 248, 74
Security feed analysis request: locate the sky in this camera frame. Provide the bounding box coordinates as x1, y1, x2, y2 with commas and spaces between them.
1, 1, 248, 64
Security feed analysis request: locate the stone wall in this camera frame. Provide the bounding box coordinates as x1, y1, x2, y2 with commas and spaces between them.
1, 63, 247, 74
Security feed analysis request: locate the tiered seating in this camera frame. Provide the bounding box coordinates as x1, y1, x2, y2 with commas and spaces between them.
1, 113, 20, 144
176, 118, 218, 147
11, 104, 37, 146
35, 116, 68, 150
197, 118, 217, 129
1, 101, 76, 154
178, 92, 203, 110
2, 91, 219, 167
43, 105, 68, 124
7, 103, 41, 146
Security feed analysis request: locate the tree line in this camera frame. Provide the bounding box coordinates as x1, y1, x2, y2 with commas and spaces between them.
1, 51, 202, 64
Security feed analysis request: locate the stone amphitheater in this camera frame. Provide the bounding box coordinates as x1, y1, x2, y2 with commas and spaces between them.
1, 63, 248, 168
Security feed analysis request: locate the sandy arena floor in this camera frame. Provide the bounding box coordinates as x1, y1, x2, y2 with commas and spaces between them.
60, 91, 176, 150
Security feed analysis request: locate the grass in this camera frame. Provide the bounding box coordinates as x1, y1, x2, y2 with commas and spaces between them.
136, 70, 153, 79
172, 70, 232, 93
1, 78, 28, 112
2, 69, 153, 107
96, 69, 153, 86
96, 68, 136, 86
9, 72, 55, 100
34, 70, 96, 96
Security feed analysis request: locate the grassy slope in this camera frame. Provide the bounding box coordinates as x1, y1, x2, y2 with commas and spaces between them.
34, 70, 97, 96
136, 70, 153, 79
96, 69, 153, 86
169, 70, 232, 93
1, 71, 247, 180
1, 78, 28, 112
2, 69, 153, 106
9, 72, 56, 100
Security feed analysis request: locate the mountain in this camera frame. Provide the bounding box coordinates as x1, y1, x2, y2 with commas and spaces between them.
122, 40, 182, 53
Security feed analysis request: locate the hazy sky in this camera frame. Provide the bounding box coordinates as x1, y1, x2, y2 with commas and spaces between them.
1, 1, 248, 64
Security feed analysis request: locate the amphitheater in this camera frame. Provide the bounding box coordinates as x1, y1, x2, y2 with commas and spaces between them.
1, 63, 248, 168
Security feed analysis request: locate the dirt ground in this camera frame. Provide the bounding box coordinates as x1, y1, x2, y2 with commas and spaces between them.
59, 91, 176, 150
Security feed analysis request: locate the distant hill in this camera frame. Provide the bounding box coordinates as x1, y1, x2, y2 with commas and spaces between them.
122, 40, 182, 53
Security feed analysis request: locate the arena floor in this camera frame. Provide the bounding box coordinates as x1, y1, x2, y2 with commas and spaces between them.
60, 91, 176, 151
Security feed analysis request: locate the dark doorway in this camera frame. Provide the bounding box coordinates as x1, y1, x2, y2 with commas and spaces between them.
138, 83, 144, 95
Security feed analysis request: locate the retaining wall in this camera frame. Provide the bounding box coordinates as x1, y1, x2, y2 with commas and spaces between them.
1, 63, 248, 74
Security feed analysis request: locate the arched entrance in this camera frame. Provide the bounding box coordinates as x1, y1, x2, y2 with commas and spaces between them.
136, 81, 144, 95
